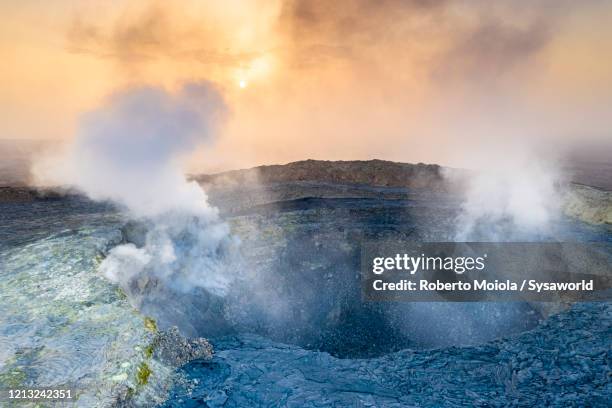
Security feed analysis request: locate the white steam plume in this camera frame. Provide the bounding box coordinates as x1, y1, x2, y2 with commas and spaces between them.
454, 144, 562, 241
35, 82, 237, 298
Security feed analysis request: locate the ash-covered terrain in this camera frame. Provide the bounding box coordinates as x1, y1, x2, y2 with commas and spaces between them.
0, 160, 610, 407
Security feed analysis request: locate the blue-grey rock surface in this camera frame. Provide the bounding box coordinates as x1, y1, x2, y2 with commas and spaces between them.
162, 302, 611, 408
0, 160, 610, 407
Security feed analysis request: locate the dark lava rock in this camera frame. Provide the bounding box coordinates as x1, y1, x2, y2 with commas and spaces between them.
151, 327, 213, 367
195, 159, 452, 190
0, 186, 69, 203
162, 302, 612, 408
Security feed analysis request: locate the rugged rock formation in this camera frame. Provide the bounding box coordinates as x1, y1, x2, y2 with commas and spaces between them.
4, 159, 609, 226
196, 159, 612, 226
0, 186, 68, 203
151, 327, 213, 367
563, 184, 612, 225
113, 327, 213, 408
2, 158, 610, 407
195, 159, 462, 214
195, 159, 450, 189
0, 186, 76, 203
165, 302, 612, 407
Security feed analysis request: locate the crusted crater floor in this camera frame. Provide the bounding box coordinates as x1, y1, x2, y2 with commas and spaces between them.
0, 180, 610, 407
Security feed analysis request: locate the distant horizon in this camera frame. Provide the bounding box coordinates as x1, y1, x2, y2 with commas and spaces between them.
2, 150, 611, 191
1, 135, 611, 173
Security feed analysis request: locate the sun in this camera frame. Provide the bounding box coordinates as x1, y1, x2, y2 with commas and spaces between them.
239, 79, 248, 89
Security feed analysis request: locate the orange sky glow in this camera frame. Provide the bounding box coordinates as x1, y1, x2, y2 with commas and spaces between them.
1, 0, 611, 173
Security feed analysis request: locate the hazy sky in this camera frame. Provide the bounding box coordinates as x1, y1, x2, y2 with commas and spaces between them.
2, 0, 611, 172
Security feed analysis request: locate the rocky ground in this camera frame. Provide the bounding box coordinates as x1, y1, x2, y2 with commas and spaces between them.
0, 197, 213, 408
0, 159, 610, 407
157, 174, 609, 407
194, 159, 450, 191
162, 302, 611, 408
563, 184, 612, 225
4, 159, 609, 226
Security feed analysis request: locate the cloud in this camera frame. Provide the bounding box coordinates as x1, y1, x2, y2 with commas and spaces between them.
63, 0, 589, 85
66, 3, 260, 70
277, 0, 449, 69
9, 0, 609, 174
276, 0, 569, 81
436, 21, 550, 82
35, 81, 227, 214
66, 7, 174, 61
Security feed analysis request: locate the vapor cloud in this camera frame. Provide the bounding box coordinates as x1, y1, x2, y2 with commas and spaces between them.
453, 146, 562, 241
54, 82, 225, 215
278, 0, 554, 74
35, 82, 238, 301
65, 2, 269, 75
64, 0, 568, 87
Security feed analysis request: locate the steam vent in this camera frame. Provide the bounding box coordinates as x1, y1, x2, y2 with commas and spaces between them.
4, 159, 608, 406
